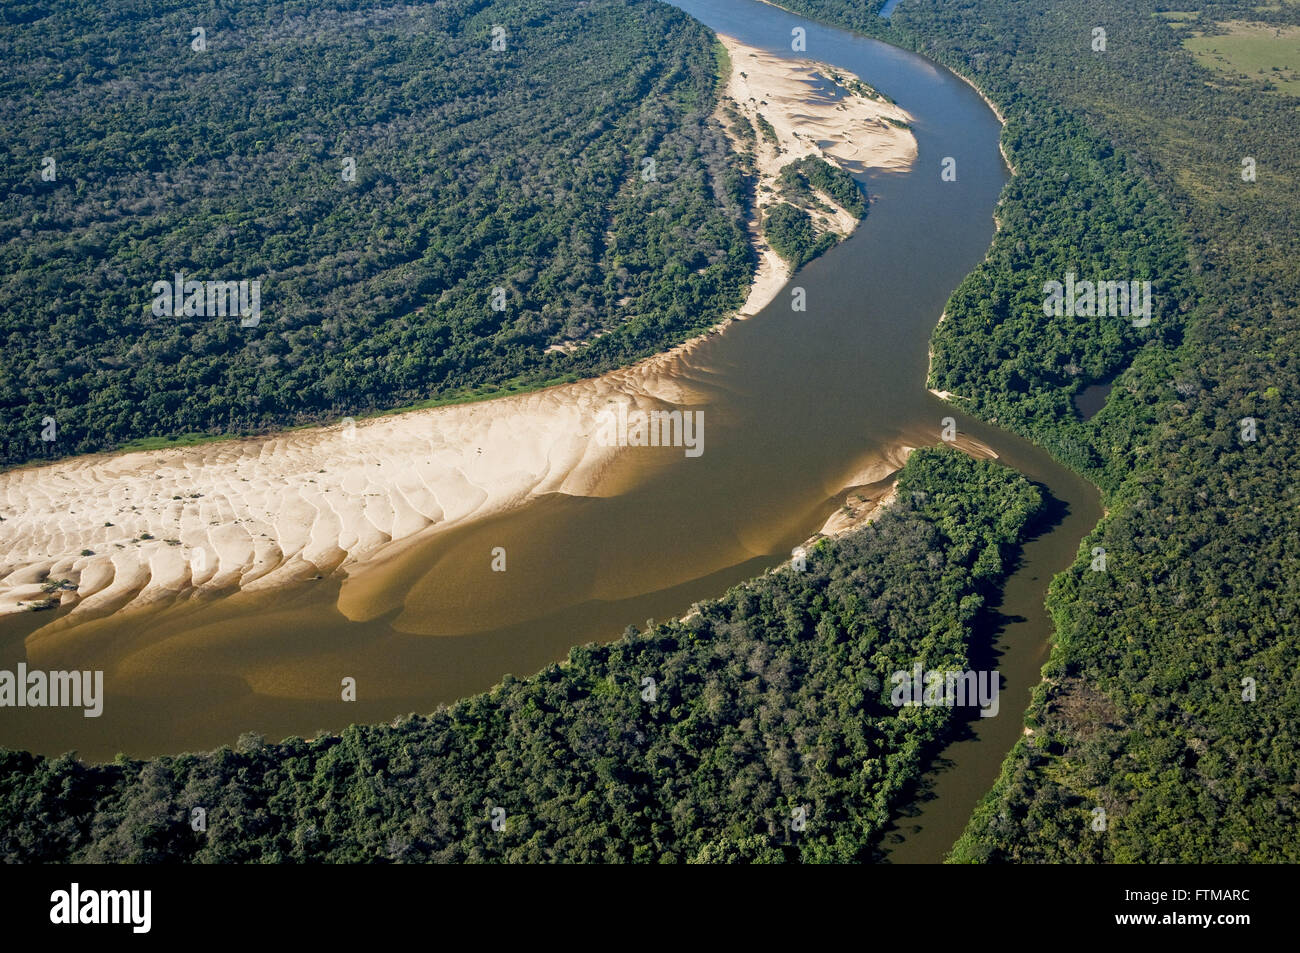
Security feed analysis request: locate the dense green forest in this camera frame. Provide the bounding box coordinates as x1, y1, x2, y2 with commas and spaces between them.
0, 0, 753, 467
0, 449, 1044, 862
763, 202, 837, 268
778, 155, 867, 218
774, 0, 1300, 861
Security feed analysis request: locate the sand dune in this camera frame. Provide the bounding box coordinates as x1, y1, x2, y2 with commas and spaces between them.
720, 36, 916, 179
0, 36, 917, 620
0, 359, 698, 620
716, 35, 916, 317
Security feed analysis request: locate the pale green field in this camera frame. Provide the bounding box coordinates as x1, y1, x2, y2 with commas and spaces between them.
1154, 10, 1200, 29
1185, 20, 1300, 96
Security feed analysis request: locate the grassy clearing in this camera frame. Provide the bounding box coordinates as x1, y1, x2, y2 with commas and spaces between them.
1185, 20, 1300, 96
1154, 10, 1200, 29
714, 37, 732, 93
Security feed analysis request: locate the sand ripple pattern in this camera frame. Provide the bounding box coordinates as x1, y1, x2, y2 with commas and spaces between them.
0, 353, 711, 620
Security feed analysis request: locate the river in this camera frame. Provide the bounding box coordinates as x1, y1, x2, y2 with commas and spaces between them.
0, 0, 1101, 862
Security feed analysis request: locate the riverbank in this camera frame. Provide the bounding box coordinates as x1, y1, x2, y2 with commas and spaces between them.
925, 311, 970, 402
0, 35, 917, 624
946, 67, 1017, 176
796, 427, 999, 552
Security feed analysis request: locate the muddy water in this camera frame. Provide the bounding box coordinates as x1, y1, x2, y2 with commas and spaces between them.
0, 0, 1100, 862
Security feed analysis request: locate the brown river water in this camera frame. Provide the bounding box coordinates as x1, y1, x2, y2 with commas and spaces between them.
0, 0, 1102, 862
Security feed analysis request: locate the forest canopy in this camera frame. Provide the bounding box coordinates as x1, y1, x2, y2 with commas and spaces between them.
777, 0, 1300, 862
0, 0, 752, 466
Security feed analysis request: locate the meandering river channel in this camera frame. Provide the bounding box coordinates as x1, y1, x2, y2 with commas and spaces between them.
0, 0, 1101, 862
